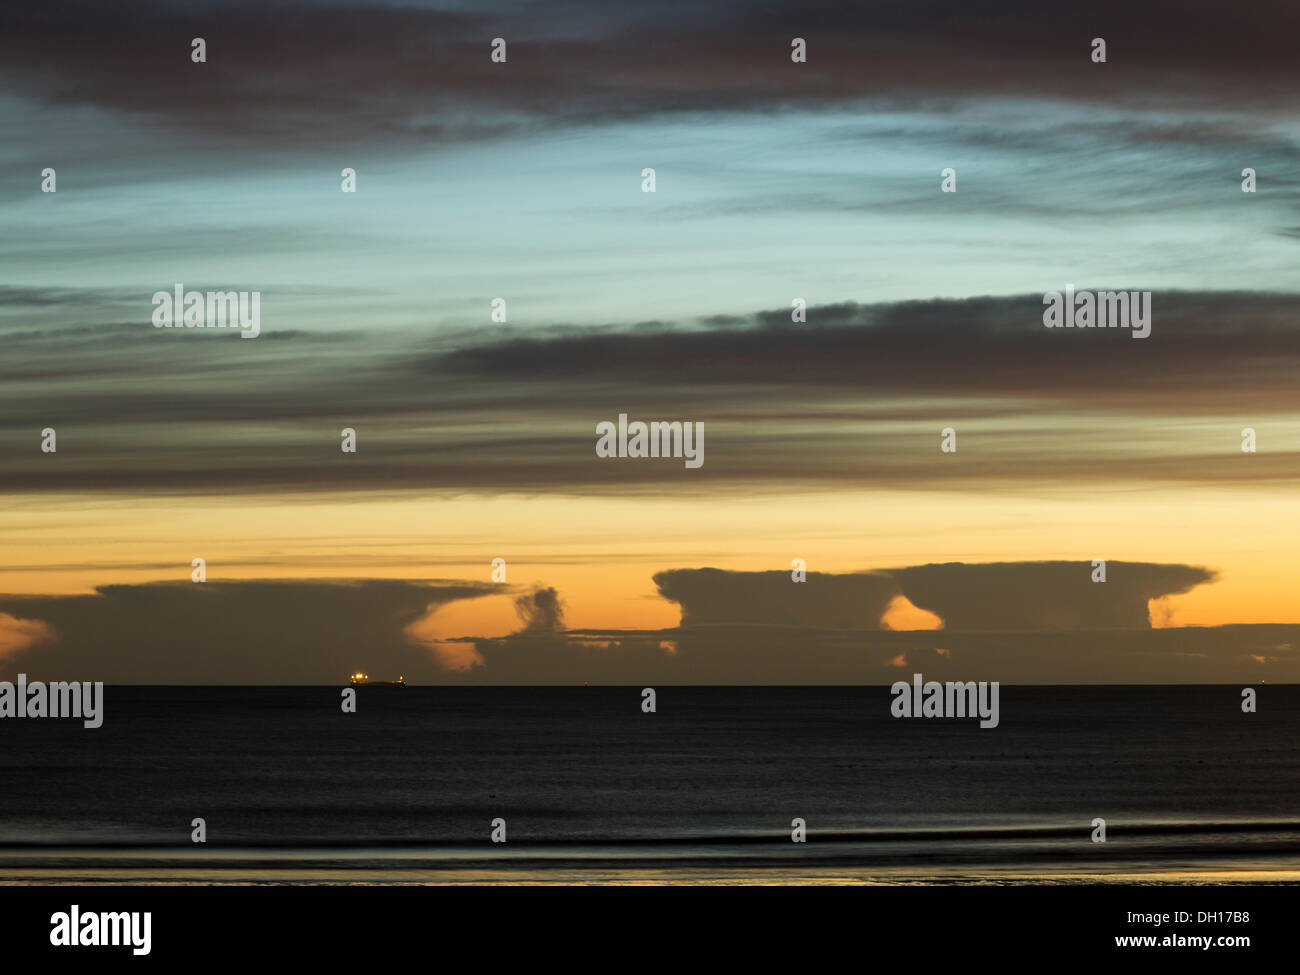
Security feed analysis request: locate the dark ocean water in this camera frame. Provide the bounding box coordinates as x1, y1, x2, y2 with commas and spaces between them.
2, 686, 1298, 884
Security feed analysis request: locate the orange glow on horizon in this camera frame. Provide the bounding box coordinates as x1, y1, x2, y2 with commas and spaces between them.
1, 486, 1296, 632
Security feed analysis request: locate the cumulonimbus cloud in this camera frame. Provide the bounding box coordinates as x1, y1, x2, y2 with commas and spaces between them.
654, 561, 1217, 631
888, 561, 1217, 631
1, 567, 1292, 685
0, 580, 500, 684
0, 612, 54, 660
654, 568, 900, 630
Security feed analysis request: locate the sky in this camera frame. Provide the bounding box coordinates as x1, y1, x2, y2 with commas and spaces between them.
1, 0, 1299, 683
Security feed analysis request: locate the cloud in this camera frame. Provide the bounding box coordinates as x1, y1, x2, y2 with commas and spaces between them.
441, 293, 1300, 415
458, 631, 678, 684
654, 562, 1216, 632
0, 613, 54, 660
452, 624, 1300, 684
888, 561, 1217, 630
513, 586, 566, 634
2, 1, 1295, 150
0, 570, 1289, 684
7, 292, 1300, 497
654, 568, 899, 629
0, 580, 500, 683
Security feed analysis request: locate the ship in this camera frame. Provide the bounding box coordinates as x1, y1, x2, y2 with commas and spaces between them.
348, 672, 406, 686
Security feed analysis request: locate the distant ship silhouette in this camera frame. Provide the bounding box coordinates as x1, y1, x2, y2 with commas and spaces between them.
349, 672, 406, 686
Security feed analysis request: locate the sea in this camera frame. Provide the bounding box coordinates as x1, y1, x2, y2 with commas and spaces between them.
2, 685, 1297, 884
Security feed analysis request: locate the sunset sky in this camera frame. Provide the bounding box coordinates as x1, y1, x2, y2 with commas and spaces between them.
1, 0, 1299, 682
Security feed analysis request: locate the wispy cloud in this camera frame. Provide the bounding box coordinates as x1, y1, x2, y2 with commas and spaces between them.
4, 293, 1300, 496
4, 1, 1296, 150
